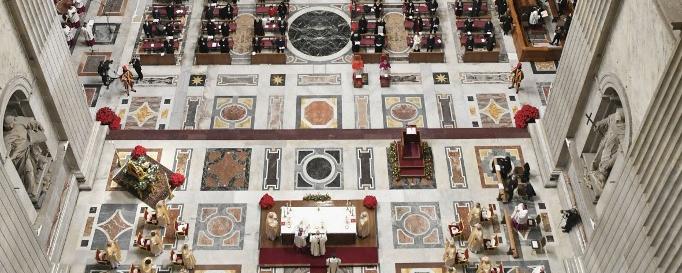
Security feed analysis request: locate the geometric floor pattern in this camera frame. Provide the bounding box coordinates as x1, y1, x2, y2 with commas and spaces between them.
391, 202, 443, 249
193, 203, 247, 250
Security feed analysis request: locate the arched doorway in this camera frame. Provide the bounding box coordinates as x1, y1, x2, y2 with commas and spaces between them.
2, 90, 52, 208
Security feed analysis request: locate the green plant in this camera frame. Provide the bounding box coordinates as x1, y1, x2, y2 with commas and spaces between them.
387, 141, 401, 180
421, 142, 434, 180
303, 193, 331, 202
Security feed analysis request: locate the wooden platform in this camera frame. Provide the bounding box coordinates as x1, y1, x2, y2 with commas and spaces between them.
408, 52, 445, 63
139, 53, 176, 65
195, 52, 231, 65
507, 0, 563, 61
251, 53, 286, 64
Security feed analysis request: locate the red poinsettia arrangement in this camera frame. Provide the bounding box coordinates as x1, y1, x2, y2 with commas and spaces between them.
169, 172, 185, 188
131, 145, 147, 159
259, 193, 275, 209
514, 104, 540, 129
363, 195, 378, 209
95, 107, 121, 130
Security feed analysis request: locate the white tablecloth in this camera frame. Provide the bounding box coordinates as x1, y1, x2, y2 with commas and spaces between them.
280, 206, 357, 234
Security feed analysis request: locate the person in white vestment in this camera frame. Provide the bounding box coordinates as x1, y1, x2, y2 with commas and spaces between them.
469, 202, 482, 226
529, 9, 540, 26
326, 255, 342, 273
532, 265, 545, 273
318, 229, 328, 256
310, 233, 320, 256
467, 223, 484, 253
293, 227, 307, 252
511, 203, 529, 230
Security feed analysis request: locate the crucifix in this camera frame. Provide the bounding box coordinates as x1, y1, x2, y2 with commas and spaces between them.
585, 112, 605, 138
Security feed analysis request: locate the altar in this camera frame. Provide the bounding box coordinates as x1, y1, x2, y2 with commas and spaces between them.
280, 206, 357, 245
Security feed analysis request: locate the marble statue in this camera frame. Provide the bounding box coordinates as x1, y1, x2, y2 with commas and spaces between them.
586, 109, 625, 201
265, 211, 280, 241
180, 244, 196, 270
467, 223, 484, 253
469, 202, 482, 226
3, 115, 51, 205
105, 240, 122, 269
149, 231, 163, 256
357, 211, 371, 238
476, 256, 493, 273
442, 238, 457, 270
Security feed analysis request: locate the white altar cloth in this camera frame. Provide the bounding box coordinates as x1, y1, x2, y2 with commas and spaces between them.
280, 206, 357, 234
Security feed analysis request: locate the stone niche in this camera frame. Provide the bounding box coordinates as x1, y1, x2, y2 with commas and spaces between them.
3, 91, 53, 209
580, 88, 627, 204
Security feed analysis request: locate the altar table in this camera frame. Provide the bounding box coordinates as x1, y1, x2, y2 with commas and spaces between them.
280, 206, 357, 245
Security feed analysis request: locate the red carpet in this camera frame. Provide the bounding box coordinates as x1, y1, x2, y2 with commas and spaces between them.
259, 246, 378, 267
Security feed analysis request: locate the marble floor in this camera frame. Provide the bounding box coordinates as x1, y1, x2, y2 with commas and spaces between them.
62, 0, 573, 272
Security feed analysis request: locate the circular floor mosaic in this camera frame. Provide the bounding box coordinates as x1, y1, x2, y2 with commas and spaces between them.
306, 157, 333, 180
390, 102, 419, 121
287, 7, 351, 61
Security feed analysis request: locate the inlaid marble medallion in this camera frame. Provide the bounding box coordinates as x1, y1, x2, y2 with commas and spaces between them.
125, 97, 161, 129
288, 7, 351, 61
445, 146, 467, 189
382, 95, 426, 128
78, 52, 111, 76
201, 148, 251, 191
210, 96, 256, 129
476, 93, 512, 128
536, 82, 552, 106
295, 148, 343, 190
83, 84, 101, 107
193, 203, 247, 250
93, 23, 120, 44
474, 146, 524, 188
296, 96, 342, 128
459, 72, 510, 84
391, 202, 443, 248
91, 204, 137, 250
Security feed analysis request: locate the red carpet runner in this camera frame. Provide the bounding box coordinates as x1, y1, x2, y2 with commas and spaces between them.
259, 246, 378, 267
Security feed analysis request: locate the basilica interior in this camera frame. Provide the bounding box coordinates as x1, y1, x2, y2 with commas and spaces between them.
0, 0, 680, 273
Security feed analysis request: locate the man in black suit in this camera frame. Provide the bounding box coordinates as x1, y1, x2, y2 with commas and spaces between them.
374, 33, 384, 53
207, 20, 217, 36
485, 34, 494, 51
275, 36, 286, 53
426, 34, 436, 52
164, 39, 175, 54
166, 5, 175, 20
143, 21, 152, 38
219, 37, 230, 53
164, 22, 175, 37
129, 57, 143, 80
484, 20, 494, 33
431, 16, 440, 32
198, 37, 209, 53
465, 33, 474, 51
464, 17, 474, 32
252, 36, 262, 53
351, 31, 361, 52
359, 15, 368, 34
278, 18, 287, 35
152, 9, 161, 20
205, 5, 214, 20
221, 22, 230, 37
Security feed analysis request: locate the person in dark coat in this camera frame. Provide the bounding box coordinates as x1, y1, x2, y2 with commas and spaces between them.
484, 20, 494, 33
277, 1, 288, 18
252, 36, 262, 53
464, 17, 474, 32
207, 20, 217, 36
497, 0, 508, 18
275, 36, 285, 53
428, 0, 438, 16
472, 0, 481, 17
350, 31, 361, 52
278, 18, 287, 35
485, 34, 494, 51
219, 37, 230, 53
375, 18, 386, 34
455, 0, 463, 17
221, 22, 230, 37
426, 34, 436, 52
198, 37, 209, 53
98, 61, 111, 88
152, 9, 161, 20
205, 6, 214, 20
501, 15, 511, 35
373, 0, 383, 19
164, 22, 175, 37
166, 5, 175, 20
129, 57, 143, 80
431, 16, 440, 32
164, 39, 175, 54
549, 26, 563, 45
359, 15, 368, 34
143, 21, 152, 38
374, 33, 384, 53
465, 33, 474, 51
414, 15, 424, 33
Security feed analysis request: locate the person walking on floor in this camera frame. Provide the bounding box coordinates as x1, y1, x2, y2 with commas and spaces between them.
509, 62, 524, 93
119, 65, 136, 96
130, 57, 143, 81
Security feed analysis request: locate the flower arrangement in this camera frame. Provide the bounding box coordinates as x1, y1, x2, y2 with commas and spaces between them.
387, 142, 400, 180
422, 142, 434, 180
169, 172, 185, 188
363, 195, 377, 209
95, 107, 121, 130
259, 193, 275, 209
131, 145, 147, 159
514, 104, 540, 129
303, 193, 331, 202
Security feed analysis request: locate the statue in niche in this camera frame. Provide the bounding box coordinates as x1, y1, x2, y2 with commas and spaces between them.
585, 108, 625, 202
3, 115, 51, 206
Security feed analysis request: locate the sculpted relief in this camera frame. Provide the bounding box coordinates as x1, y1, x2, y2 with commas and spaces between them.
3, 114, 52, 208
583, 108, 625, 203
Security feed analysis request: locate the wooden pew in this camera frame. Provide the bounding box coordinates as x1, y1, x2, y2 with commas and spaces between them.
408, 52, 445, 63
503, 207, 520, 258
507, 0, 563, 61
195, 53, 231, 65
251, 53, 286, 64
